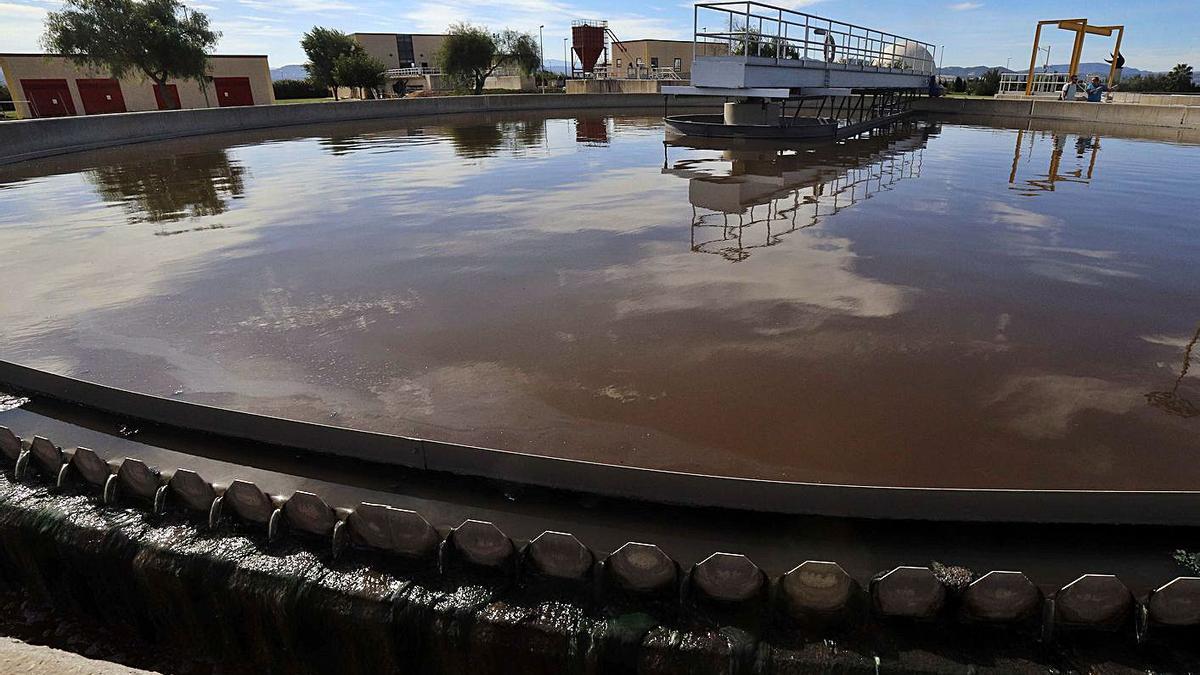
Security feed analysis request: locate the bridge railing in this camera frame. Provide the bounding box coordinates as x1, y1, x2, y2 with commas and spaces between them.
692, 1, 936, 76
999, 71, 1107, 97
384, 67, 442, 79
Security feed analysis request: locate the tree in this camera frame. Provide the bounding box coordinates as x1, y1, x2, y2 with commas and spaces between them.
731, 26, 798, 59
1165, 63, 1196, 92
42, 0, 218, 110
332, 51, 387, 99
301, 27, 361, 100
953, 76, 966, 93
437, 23, 540, 96
974, 68, 1002, 97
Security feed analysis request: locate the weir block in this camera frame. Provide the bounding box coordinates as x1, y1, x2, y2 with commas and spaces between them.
3, 438, 1200, 672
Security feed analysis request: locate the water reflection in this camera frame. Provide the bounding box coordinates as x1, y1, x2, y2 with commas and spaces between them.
449, 119, 546, 158
1008, 128, 1101, 195
575, 116, 610, 146
87, 150, 246, 223
1146, 322, 1200, 418
3, 113, 1199, 490
664, 123, 936, 261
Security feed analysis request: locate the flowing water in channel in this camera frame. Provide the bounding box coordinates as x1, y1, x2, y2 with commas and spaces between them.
0, 111, 1197, 489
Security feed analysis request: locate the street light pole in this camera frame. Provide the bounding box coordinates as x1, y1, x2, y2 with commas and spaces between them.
539, 25, 545, 72
564, 37, 569, 79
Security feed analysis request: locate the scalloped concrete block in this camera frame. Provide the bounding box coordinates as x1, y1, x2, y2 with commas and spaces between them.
282, 491, 338, 536
30, 436, 63, 475
0, 427, 20, 462
874, 566, 946, 619
70, 447, 111, 487
607, 542, 677, 593
450, 519, 514, 567
692, 552, 764, 603
781, 560, 854, 614
962, 571, 1041, 622
116, 458, 161, 501
169, 469, 217, 513
527, 531, 594, 580
1055, 574, 1133, 626
224, 480, 276, 524
1147, 577, 1200, 626
346, 503, 440, 559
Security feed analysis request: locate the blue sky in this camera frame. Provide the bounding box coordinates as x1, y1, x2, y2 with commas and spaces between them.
1, 0, 1196, 71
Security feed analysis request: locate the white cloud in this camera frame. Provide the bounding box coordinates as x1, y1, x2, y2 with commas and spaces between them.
948, 2, 982, 9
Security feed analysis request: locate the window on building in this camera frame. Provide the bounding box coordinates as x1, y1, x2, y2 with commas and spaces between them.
650, 57, 659, 68
674, 57, 682, 71
616, 58, 621, 69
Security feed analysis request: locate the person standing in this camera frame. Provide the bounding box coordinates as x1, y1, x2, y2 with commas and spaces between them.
1060, 75, 1079, 101
1086, 76, 1111, 102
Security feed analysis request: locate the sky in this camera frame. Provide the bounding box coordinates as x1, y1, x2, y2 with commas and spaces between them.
1, 0, 1197, 72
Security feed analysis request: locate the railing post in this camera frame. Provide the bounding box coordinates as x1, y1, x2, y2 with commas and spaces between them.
744, 2, 751, 60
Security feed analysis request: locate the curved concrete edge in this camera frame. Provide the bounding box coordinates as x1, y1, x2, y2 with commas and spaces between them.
4, 360, 1200, 524
1, 463, 1197, 646
0, 93, 709, 166
912, 96, 1200, 131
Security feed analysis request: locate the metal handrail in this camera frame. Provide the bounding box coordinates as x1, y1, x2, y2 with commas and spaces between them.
691, 1, 936, 75
998, 71, 1107, 96
384, 67, 442, 78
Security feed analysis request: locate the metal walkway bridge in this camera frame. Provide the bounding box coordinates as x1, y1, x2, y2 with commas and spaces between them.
667, 1, 938, 97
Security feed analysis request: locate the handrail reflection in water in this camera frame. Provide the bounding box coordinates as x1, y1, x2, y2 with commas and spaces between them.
663, 122, 936, 261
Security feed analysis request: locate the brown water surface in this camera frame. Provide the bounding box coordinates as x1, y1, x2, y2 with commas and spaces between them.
0, 112, 1196, 488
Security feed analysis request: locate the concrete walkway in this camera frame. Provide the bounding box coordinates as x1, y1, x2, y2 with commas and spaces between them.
0, 637, 157, 674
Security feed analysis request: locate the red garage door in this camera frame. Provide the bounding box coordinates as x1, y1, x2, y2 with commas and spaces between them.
76, 78, 127, 115
213, 77, 254, 107
20, 79, 76, 118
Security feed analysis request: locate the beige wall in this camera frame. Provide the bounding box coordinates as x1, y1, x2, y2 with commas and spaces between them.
352, 33, 447, 70
352, 34, 402, 69
411, 35, 446, 68
610, 40, 727, 78
0, 54, 273, 119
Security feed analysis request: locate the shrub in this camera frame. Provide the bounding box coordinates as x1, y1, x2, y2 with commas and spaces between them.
272, 78, 328, 99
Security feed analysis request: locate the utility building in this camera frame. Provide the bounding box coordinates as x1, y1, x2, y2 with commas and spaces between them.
0, 53, 273, 119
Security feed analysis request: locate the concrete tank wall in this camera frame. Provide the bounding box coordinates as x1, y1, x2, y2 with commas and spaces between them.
0, 93, 713, 165
914, 96, 1199, 130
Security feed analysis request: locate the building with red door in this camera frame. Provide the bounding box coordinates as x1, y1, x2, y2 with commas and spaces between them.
0, 54, 274, 119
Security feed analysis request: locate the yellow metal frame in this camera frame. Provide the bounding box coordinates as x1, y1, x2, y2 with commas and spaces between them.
1024, 18, 1125, 96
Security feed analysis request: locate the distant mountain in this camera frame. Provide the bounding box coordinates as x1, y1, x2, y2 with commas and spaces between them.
270, 64, 309, 81
941, 62, 1151, 77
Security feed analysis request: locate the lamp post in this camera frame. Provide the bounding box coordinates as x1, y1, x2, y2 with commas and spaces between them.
539, 25, 545, 72
564, 37, 569, 79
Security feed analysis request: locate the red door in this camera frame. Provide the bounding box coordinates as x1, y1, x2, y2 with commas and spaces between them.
213, 77, 254, 107
153, 83, 180, 110
20, 79, 76, 118
76, 78, 127, 115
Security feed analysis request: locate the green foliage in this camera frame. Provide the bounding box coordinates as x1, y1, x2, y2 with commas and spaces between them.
272, 79, 328, 100
730, 26, 798, 59
1175, 549, 1200, 575
332, 51, 387, 96
437, 23, 540, 95
970, 68, 1002, 97
953, 76, 966, 93
1120, 63, 1198, 93
0, 83, 10, 101
41, 0, 218, 109
301, 27, 361, 100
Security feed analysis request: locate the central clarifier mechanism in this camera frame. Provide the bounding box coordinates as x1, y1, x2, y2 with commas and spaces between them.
664, 1, 938, 139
